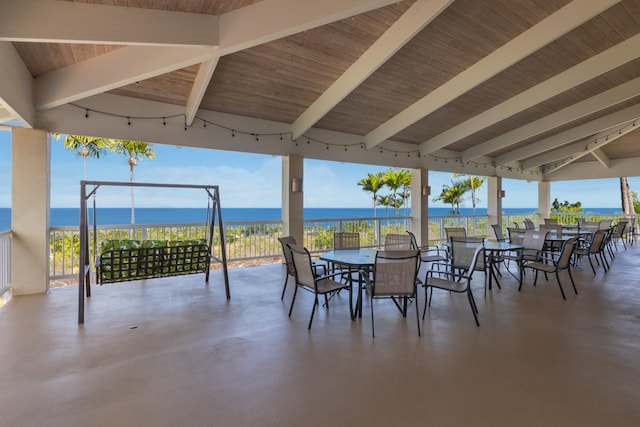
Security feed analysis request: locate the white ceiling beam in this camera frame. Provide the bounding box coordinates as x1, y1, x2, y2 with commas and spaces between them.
291, 0, 453, 140
362, 0, 619, 150
520, 120, 635, 170
544, 156, 640, 180
461, 74, 640, 162
543, 120, 638, 175
428, 33, 640, 156
185, 58, 219, 126
591, 148, 611, 169
495, 103, 640, 166
0, 42, 35, 127
216, 0, 400, 55
0, 107, 14, 123
35, 46, 216, 110
0, 0, 219, 47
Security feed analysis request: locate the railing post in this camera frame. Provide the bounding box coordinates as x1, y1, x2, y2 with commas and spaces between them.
376, 219, 382, 248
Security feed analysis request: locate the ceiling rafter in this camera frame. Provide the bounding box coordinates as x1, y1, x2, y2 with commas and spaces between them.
430, 33, 640, 160
291, 0, 453, 140
362, 0, 620, 150
591, 149, 611, 169
461, 75, 640, 162
0, 0, 219, 47
35, 46, 217, 111
496, 103, 640, 166
542, 120, 639, 175
0, 42, 35, 127
185, 58, 220, 126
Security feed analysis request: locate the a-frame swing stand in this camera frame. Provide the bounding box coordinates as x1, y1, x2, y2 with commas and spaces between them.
77, 180, 230, 324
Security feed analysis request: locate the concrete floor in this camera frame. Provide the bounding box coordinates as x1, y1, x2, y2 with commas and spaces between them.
1, 244, 639, 427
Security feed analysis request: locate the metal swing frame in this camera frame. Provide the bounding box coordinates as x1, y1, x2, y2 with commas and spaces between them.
77, 180, 230, 324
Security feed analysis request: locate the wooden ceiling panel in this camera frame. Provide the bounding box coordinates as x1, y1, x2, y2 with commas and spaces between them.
392, 1, 640, 148
66, 0, 263, 15
13, 43, 122, 77
109, 65, 199, 106
316, 0, 569, 137
200, 2, 412, 125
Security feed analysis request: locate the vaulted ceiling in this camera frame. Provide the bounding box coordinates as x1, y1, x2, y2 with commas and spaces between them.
2, 0, 640, 181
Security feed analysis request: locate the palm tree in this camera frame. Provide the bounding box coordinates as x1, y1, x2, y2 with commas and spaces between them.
620, 177, 633, 214
376, 194, 392, 216
398, 169, 412, 217
111, 140, 156, 224
382, 168, 409, 216
453, 173, 486, 215
59, 134, 110, 178
433, 180, 466, 214
357, 172, 385, 217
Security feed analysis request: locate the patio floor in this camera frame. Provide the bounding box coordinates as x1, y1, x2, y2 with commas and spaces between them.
1, 244, 639, 426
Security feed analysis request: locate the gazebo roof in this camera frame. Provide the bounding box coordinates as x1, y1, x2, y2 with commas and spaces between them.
2, 0, 640, 181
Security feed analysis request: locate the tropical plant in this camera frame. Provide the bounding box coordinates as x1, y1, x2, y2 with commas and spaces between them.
381, 168, 411, 216
357, 172, 385, 217
453, 173, 485, 215
58, 134, 111, 178
433, 180, 466, 214
551, 198, 583, 213
110, 140, 156, 224
632, 191, 640, 214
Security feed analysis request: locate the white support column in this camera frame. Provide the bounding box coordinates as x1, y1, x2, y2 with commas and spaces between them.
410, 168, 429, 245
487, 176, 503, 239
11, 128, 50, 295
282, 155, 304, 244
538, 181, 551, 224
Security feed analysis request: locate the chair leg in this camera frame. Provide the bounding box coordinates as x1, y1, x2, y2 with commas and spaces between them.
533, 269, 539, 287
555, 271, 566, 300
422, 286, 429, 319
587, 254, 596, 275
467, 290, 480, 327
308, 295, 319, 330
370, 297, 375, 338
288, 285, 299, 317
281, 274, 289, 300
415, 291, 421, 337
568, 267, 578, 294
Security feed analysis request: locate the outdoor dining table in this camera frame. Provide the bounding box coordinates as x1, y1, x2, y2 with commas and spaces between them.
483, 240, 524, 292
319, 249, 377, 319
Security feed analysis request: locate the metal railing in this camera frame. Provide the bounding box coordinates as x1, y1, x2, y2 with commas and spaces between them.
0, 231, 11, 297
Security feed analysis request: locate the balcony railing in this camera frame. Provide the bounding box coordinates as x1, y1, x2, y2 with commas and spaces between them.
0, 231, 11, 298
48, 215, 491, 281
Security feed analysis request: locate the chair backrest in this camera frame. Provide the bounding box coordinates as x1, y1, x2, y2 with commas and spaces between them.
491, 224, 504, 241
539, 224, 561, 234
557, 237, 577, 270
371, 250, 419, 297
445, 227, 466, 242
450, 237, 484, 271
384, 233, 412, 250
523, 219, 536, 230
406, 231, 419, 250
288, 244, 316, 289
522, 230, 548, 251
613, 221, 628, 238
334, 232, 360, 249
507, 227, 526, 245
544, 218, 558, 225
599, 219, 613, 229
589, 230, 608, 254
278, 236, 297, 275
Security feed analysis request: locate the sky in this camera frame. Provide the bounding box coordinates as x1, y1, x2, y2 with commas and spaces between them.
0, 128, 638, 209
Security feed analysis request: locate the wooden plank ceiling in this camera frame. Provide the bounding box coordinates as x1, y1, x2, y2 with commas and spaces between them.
3, 0, 640, 181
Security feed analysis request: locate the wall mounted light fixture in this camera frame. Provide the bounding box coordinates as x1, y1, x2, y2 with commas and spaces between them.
422, 185, 431, 197
291, 177, 303, 193
498, 189, 506, 198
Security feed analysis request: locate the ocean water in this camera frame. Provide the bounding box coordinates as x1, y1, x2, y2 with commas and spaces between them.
0, 206, 625, 230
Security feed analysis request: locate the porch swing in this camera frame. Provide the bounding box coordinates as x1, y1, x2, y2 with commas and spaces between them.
77, 180, 230, 324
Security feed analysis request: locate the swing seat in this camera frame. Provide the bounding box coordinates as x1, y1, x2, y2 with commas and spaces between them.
97, 239, 211, 284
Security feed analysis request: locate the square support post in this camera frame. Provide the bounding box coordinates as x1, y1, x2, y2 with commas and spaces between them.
282, 155, 304, 245
410, 168, 429, 245
487, 176, 503, 239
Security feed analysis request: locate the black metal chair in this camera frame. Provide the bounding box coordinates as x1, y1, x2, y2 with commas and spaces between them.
278, 236, 325, 300
287, 244, 351, 329
361, 250, 420, 338
422, 245, 484, 327
522, 237, 578, 300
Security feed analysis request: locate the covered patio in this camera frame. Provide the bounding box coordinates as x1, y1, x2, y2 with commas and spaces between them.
1, 245, 639, 426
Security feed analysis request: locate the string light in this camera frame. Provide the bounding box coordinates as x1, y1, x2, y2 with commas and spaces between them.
67, 102, 510, 171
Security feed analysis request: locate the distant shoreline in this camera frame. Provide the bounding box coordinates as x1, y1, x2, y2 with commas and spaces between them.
0, 206, 626, 230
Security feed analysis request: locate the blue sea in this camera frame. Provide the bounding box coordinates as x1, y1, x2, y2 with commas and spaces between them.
0, 207, 625, 231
